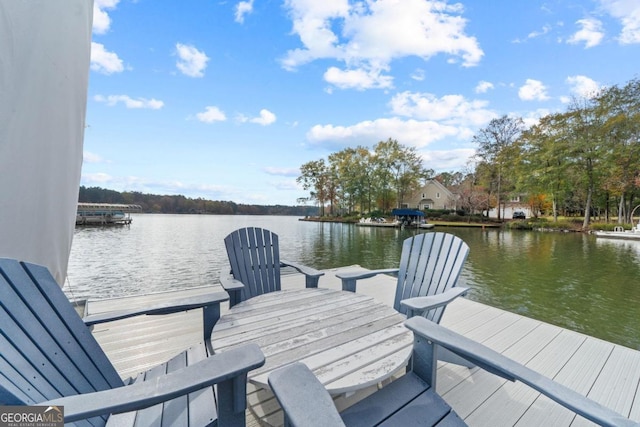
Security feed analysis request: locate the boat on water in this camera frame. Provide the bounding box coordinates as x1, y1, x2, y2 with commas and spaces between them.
392, 208, 435, 229
355, 209, 435, 229
355, 217, 400, 227
76, 203, 141, 226
593, 223, 640, 240
418, 223, 435, 229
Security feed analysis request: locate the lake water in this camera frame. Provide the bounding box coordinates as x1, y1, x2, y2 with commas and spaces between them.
66, 214, 640, 350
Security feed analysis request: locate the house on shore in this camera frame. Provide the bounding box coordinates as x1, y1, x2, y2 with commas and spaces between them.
401, 179, 457, 211
486, 194, 534, 219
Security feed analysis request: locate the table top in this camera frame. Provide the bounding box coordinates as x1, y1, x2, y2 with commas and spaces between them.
211, 288, 413, 394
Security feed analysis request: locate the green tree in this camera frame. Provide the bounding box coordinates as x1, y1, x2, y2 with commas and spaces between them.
297, 159, 329, 216
519, 113, 573, 221
373, 138, 427, 210
473, 115, 525, 220
328, 147, 374, 215
596, 78, 640, 223
564, 97, 609, 228
435, 171, 464, 188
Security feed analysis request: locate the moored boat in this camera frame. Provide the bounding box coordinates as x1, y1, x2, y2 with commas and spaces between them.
355, 217, 400, 227
392, 208, 434, 229
593, 223, 640, 240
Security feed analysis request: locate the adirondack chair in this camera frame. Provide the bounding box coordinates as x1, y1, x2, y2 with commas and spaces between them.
0, 258, 265, 426
221, 227, 324, 307
337, 232, 469, 321
268, 317, 639, 427
337, 232, 471, 367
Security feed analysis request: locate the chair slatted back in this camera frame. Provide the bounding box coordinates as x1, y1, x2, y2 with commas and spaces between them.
224, 227, 282, 302
394, 233, 469, 322
0, 258, 123, 412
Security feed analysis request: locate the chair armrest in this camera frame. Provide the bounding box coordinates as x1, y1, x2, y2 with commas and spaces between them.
405, 317, 639, 427
43, 343, 265, 423
269, 363, 346, 427
280, 259, 325, 288
82, 291, 229, 326
219, 274, 245, 292
400, 287, 469, 318
335, 268, 399, 292
220, 274, 245, 307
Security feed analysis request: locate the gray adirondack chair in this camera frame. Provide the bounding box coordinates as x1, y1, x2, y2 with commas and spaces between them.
337, 232, 471, 366
221, 227, 324, 307
0, 258, 265, 426
268, 317, 639, 427
337, 232, 469, 321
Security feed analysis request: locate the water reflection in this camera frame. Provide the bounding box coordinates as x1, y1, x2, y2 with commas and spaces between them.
67, 215, 640, 350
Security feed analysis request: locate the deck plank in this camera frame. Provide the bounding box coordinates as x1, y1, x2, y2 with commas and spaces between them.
84, 265, 640, 426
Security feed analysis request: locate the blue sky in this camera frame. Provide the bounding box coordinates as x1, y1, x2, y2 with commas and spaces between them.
85, 0, 640, 205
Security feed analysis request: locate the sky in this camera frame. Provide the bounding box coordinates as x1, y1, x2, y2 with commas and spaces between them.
84, 0, 640, 205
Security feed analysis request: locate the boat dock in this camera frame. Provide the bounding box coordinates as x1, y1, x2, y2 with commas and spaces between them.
76, 203, 141, 226
355, 217, 435, 229
83, 266, 640, 426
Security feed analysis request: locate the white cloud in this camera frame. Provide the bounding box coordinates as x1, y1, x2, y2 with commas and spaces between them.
176, 43, 209, 78
237, 109, 277, 125
520, 109, 552, 128
475, 81, 494, 94
282, 0, 483, 90
196, 106, 227, 123
598, 0, 640, 44
422, 148, 477, 170
307, 117, 467, 149
513, 24, 553, 43
93, 0, 120, 34
264, 167, 300, 176
411, 69, 426, 81
306, 90, 498, 154
235, 0, 255, 23
566, 75, 601, 98
271, 179, 301, 191
83, 151, 104, 164
94, 95, 164, 109
324, 66, 393, 90
250, 109, 277, 125
518, 79, 550, 101
528, 24, 552, 40
83, 172, 113, 184
389, 91, 497, 126
90, 42, 124, 74
567, 18, 605, 48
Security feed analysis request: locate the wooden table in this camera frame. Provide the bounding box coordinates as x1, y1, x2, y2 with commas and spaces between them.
211, 288, 413, 395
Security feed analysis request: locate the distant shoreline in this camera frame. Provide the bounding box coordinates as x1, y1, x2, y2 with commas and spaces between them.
299, 216, 502, 228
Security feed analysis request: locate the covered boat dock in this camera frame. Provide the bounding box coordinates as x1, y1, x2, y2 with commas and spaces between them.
76, 203, 142, 226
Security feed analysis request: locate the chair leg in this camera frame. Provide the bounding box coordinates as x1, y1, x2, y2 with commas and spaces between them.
217, 375, 249, 427
411, 335, 438, 386
305, 276, 321, 288
341, 279, 357, 292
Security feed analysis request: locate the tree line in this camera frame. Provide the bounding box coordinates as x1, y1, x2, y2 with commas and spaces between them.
297, 77, 640, 228
473, 77, 640, 227
297, 138, 433, 216
78, 186, 318, 216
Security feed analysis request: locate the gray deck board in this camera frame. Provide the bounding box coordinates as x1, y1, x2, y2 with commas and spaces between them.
84, 265, 640, 426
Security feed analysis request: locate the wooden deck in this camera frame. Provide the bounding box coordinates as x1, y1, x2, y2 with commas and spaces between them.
86, 265, 640, 426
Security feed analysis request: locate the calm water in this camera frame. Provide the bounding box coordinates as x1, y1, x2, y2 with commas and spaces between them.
66, 214, 640, 350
